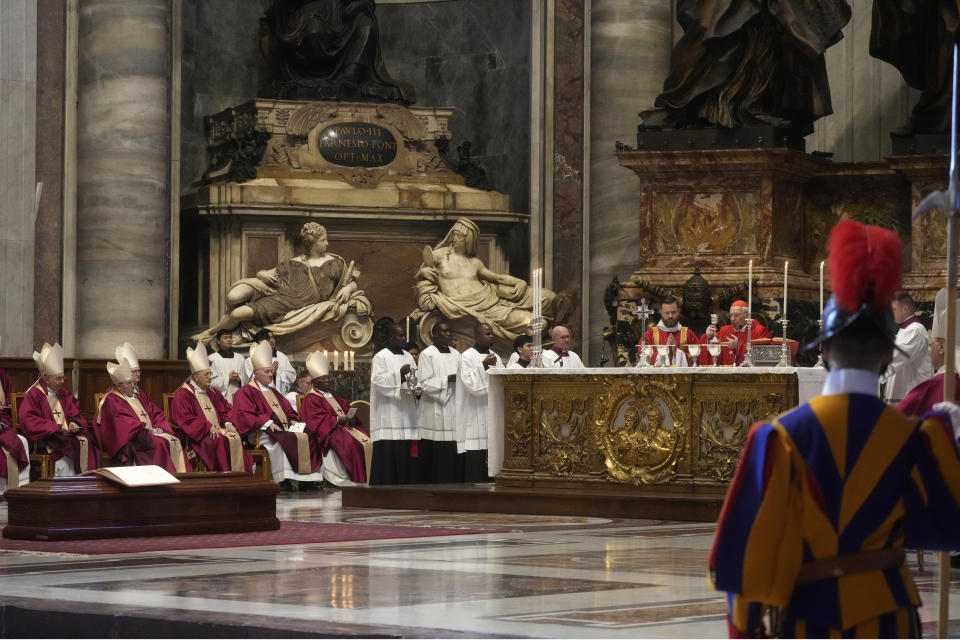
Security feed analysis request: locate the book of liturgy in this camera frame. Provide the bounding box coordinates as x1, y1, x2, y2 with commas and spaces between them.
82, 465, 180, 487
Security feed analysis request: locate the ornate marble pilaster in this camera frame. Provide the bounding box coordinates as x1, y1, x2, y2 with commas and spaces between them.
75, 0, 171, 357
551, 0, 586, 346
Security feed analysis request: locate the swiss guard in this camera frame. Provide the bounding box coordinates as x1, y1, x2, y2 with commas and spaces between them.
710, 220, 960, 637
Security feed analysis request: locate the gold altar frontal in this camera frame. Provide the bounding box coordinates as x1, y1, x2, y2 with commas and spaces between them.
490, 368, 823, 491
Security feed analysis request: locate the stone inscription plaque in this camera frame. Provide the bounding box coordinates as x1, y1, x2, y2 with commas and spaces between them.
317, 122, 398, 168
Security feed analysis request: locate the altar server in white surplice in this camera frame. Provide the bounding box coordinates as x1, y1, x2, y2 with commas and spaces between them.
881, 291, 934, 405
506, 325, 535, 367
208, 329, 247, 402
417, 321, 462, 483
541, 325, 585, 368
369, 323, 420, 485
456, 323, 503, 482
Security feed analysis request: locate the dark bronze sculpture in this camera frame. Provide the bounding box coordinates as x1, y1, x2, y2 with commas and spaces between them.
260, 0, 415, 104
640, 0, 851, 135
871, 0, 960, 135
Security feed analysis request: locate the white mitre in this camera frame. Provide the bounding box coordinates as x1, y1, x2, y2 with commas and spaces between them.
186, 341, 211, 374
305, 351, 330, 380
932, 287, 960, 363
250, 340, 273, 371
107, 357, 134, 385
33, 342, 64, 376
115, 342, 140, 369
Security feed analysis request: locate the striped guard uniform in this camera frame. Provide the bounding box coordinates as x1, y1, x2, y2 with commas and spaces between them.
710, 384, 960, 638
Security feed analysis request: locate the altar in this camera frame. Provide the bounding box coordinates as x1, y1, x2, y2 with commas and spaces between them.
487, 367, 826, 489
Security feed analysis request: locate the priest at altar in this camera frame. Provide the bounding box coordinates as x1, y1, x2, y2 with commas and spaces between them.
98, 357, 190, 474
18, 342, 100, 475
299, 350, 371, 486
232, 339, 324, 487
0, 367, 30, 489
171, 342, 252, 472
641, 295, 702, 366
702, 300, 771, 365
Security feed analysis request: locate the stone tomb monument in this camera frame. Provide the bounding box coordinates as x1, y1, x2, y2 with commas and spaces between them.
180, 99, 525, 359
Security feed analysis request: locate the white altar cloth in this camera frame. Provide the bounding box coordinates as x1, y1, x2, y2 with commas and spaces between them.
486, 366, 828, 477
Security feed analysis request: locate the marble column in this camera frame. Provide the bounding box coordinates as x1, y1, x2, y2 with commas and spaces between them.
587, 0, 672, 359
75, 0, 171, 357
0, 0, 38, 356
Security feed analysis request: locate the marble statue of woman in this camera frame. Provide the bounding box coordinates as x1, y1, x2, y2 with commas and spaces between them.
195, 223, 372, 346
413, 218, 558, 345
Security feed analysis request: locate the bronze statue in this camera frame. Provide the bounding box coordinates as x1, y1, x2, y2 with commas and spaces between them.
640, 0, 851, 135
871, 0, 960, 135
259, 0, 415, 104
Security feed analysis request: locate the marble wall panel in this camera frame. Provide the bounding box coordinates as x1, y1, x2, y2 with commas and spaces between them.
0, 0, 38, 356
180, 0, 271, 187
809, 0, 916, 162
587, 0, 672, 359
377, 0, 532, 216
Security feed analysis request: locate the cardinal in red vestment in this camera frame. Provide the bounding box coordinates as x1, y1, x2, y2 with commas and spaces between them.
231, 340, 323, 487
701, 300, 771, 365
98, 356, 190, 474
0, 367, 30, 487
171, 341, 252, 472
18, 342, 100, 474
299, 350, 370, 485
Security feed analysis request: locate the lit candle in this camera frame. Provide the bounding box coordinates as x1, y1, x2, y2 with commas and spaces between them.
783, 261, 789, 319
819, 261, 824, 319
405, 317, 410, 342
747, 259, 752, 317
334, 350, 339, 370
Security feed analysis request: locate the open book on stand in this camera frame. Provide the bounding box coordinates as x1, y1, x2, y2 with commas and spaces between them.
80, 465, 180, 487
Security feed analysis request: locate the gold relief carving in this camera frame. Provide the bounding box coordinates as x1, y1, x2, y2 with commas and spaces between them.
534, 394, 591, 477
696, 392, 784, 482
594, 380, 688, 485
507, 391, 531, 459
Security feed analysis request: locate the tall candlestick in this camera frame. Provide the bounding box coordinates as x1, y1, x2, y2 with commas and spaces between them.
334, 350, 339, 371
783, 261, 789, 318
819, 261, 824, 319
405, 317, 410, 342
349, 351, 354, 371
748, 259, 752, 313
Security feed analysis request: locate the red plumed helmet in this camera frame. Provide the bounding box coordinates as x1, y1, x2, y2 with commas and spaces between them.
828, 220, 902, 313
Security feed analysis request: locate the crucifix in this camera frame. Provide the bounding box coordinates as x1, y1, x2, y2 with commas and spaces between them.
632, 298, 654, 368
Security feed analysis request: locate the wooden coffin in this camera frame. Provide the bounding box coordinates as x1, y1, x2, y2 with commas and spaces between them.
2, 472, 279, 541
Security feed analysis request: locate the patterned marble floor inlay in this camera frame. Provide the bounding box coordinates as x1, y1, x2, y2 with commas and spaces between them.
3, 490, 960, 638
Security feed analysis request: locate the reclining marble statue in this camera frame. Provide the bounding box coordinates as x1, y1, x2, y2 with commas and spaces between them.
413, 218, 564, 346
195, 223, 372, 347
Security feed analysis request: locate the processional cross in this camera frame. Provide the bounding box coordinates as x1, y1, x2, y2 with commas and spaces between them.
632, 299, 654, 368
905, 43, 960, 637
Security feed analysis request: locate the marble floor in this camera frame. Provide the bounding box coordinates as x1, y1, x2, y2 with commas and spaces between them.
1, 491, 960, 638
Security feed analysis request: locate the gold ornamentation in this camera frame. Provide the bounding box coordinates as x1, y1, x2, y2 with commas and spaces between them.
507, 391, 531, 459
696, 392, 785, 482
534, 395, 591, 477
594, 379, 688, 485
